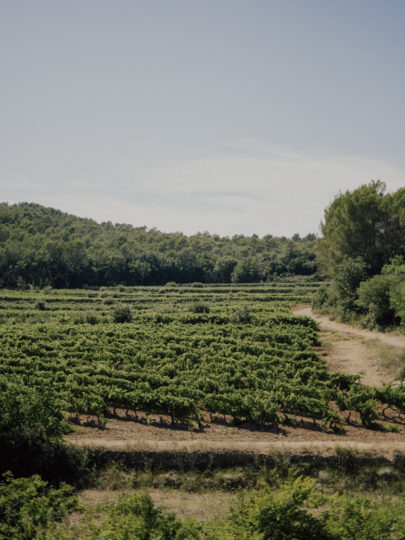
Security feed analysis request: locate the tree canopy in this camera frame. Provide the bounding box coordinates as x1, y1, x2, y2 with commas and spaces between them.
318, 181, 405, 276
315, 182, 405, 329
0, 202, 318, 288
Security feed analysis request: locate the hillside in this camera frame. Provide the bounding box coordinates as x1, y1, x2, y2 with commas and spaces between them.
0, 202, 318, 288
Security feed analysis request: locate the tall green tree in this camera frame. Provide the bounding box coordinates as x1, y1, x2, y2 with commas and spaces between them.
318, 181, 388, 275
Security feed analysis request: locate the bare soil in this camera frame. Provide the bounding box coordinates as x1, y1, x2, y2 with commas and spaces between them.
66, 408, 405, 460
292, 305, 405, 386
66, 306, 405, 459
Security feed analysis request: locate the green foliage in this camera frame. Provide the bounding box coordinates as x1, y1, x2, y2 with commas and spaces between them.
0, 472, 77, 539
324, 492, 405, 539
0, 283, 395, 432
374, 383, 405, 416
312, 283, 334, 309
79, 493, 202, 539
356, 273, 396, 328
0, 202, 318, 289
334, 257, 367, 313
384, 257, 405, 325
0, 377, 68, 442
231, 305, 253, 323
319, 181, 404, 275
312, 257, 369, 318
189, 301, 210, 314
0, 283, 347, 431
0, 377, 94, 485
214, 256, 238, 282
228, 477, 329, 539
316, 183, 405, 330
224, 477, 405, 540
112, 304, 133, 323
37, 475, 405, 539
84, 312, 100, 325
34, 300, 46, 310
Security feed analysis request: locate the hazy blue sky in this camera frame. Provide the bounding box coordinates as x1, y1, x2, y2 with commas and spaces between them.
1, 0, 404, 236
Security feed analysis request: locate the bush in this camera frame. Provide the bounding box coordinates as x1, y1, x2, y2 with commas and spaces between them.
85, 312, 100, 325
112, 305, 133, 323
384, 257, 405, 325
334, 257, 367, 313
356, 274, 396, 328
0, 472, 77, 539
190, 301, 210, 314
325, 492, 405, 539
83, 493, 202, 539
0, 377, 68, 442
225, 477, 405, 539
228, 477, 329, 539
231, 306, 253, 324
35, 300, 46, 310
312, 283, 335, 309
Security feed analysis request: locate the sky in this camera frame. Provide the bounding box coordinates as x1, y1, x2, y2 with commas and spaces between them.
1, 0, 404, 237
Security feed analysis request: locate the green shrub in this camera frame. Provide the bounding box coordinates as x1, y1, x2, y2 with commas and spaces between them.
84, 493, 202, 539
225, 477, 405, 540
228, 477, 329, 539
85, 312, 100, 325
112, 305, 133, 323
356, 274, 396, 328
0, 377, 68, 442
312, 284, 331, 309
384, 257, 405, 325
231, 305, 252, 324
190, 301, 210, 314
35, 300, 46, 310
335, 257, 368, 313
325, 492, 405, 539
0, 472, 77, 539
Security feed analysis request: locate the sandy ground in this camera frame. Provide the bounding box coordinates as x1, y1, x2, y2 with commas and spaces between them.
66, 306, 405, 458
292, 305, 405, 387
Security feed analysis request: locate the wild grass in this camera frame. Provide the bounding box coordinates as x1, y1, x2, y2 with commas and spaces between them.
365, 340, 405, 379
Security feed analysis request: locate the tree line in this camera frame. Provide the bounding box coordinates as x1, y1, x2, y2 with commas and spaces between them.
0, 202, 317, 288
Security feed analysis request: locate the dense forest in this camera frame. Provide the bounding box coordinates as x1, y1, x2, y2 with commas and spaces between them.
314, 181, 405, 329
0, 202, 318, 288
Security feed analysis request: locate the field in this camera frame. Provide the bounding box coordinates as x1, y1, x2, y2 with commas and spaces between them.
2, 279, 405, 538
1, 279, 404, 438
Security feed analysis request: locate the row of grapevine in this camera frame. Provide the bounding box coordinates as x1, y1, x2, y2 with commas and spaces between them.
0, 283, 403, 430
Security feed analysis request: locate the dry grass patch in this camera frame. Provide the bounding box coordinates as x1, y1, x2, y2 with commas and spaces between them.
79, 487, 234, 522
364, 339, 405, 380
147, 489, 234, 521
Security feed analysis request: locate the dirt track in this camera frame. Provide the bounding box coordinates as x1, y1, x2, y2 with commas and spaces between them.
292, 305, 405, 387
292, 305, 405, 349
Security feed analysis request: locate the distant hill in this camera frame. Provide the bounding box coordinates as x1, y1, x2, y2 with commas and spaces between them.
0, 202, 318, 288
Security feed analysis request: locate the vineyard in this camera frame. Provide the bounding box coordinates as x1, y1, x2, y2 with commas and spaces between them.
1, 279, 404, 433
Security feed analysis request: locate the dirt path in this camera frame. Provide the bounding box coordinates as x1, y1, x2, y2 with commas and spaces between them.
293, 305, 405, 349
292, 305, 405, 387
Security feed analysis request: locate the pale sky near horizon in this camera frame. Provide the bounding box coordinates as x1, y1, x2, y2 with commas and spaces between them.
1, 0, 404, 237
